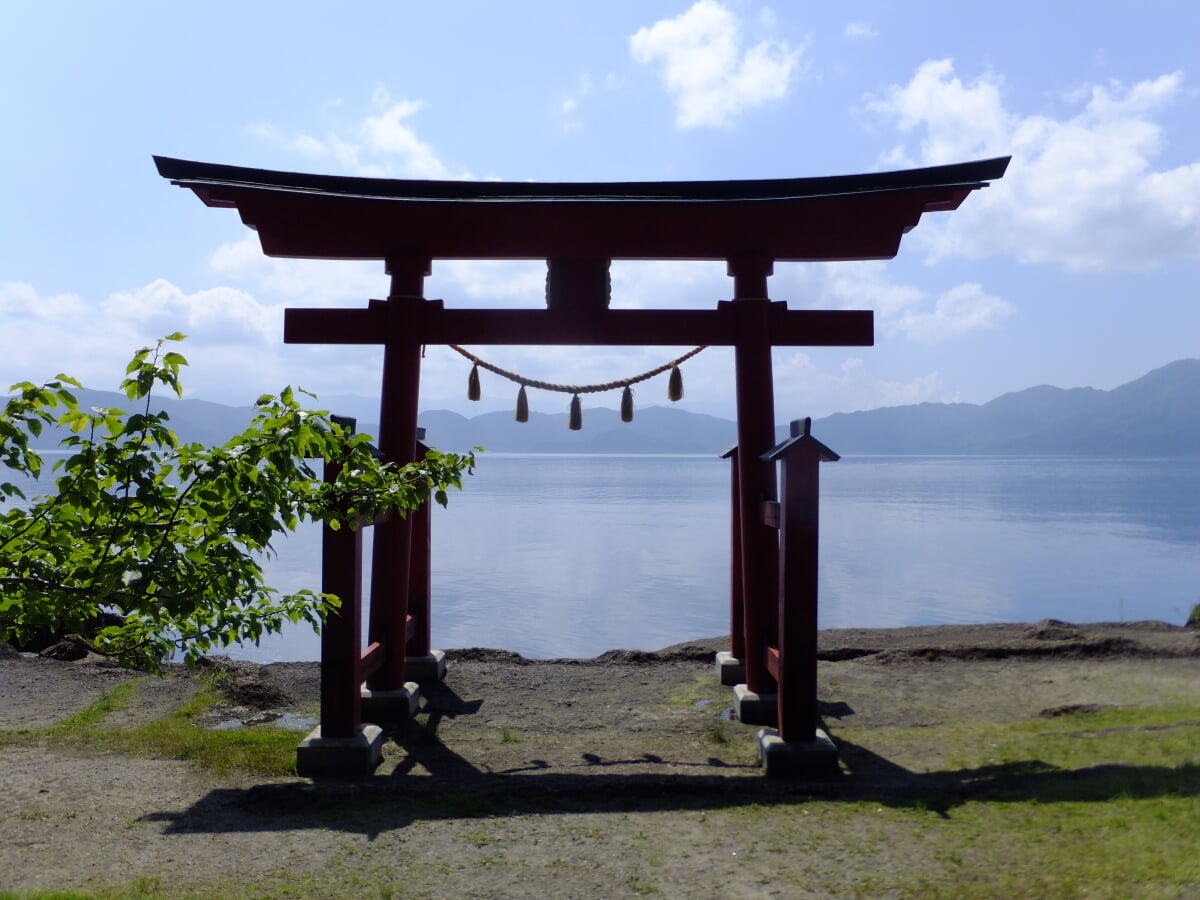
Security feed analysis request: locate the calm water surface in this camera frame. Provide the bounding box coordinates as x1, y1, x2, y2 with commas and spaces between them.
245, 453, 1199, 662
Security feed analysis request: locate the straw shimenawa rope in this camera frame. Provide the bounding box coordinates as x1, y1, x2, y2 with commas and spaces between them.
449, 344, 705, 429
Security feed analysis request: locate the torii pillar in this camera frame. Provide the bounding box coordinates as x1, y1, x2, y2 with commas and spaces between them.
728, 256, 782, 696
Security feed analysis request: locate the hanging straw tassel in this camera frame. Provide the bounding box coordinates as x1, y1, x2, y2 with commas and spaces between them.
667, 364, 684, 402
468, 363, 481, 401
568, 393, 582, 430
515, 385, 529, 422
620, 385, 634, 422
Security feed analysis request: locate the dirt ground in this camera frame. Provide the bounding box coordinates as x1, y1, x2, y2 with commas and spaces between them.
2, 620, 1199, 898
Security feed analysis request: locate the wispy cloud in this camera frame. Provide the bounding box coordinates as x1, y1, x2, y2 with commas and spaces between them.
774, 353, 951, 414
844, 22, 878, 39
247, 89, 469, 179
630, 0, 802, 128
894, 282, 1014, 343
774, 261, 1014, 345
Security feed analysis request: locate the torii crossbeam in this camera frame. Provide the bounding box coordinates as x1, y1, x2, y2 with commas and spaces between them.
156, 154, 1008, 775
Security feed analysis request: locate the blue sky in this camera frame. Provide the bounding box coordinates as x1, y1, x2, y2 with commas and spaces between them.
3, 1, 1198, 424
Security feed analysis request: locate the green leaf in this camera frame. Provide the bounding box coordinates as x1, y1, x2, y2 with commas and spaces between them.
0, 334, 476, 670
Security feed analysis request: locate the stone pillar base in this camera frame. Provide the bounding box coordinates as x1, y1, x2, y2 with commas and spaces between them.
360, 681, 421, 724
296, 725, 384, 777
732, 683, 778, 726
715, 651, 745, 686
405, 650, 447, 684
757, 728, 840, 778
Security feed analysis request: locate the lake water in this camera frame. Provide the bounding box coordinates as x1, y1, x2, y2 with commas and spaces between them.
245, 453, 1199, 662
7, 453, 1197, 662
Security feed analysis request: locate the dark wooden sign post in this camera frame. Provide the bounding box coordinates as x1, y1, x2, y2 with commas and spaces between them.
156, 155, 1008, 775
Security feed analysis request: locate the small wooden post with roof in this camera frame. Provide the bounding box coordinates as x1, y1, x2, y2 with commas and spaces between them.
155, 154, 1008, 776
760, 417, 841, 775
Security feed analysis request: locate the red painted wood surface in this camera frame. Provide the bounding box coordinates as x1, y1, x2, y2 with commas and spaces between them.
724, 446, 745, 663
156, 155, 1008, 265
319, 457, 364, 740
360, 642, 383, 680
254, 193, 938, 261
764, 419, 839, 742
284, 304, 873, 348
366, 260, 427, 691
730, 260, 781, 696
775, 452, 820, 741
765, 645, 781, 682
407, 491, 433, 658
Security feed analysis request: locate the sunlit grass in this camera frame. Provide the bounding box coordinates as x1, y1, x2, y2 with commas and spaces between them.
2, 679, 302, 776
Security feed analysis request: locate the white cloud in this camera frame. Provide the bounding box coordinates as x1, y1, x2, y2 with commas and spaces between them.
559, 73, 594, 132
797, 261, 923, 318
431, 260, 547, 306
0, 280, 290, 401
844, 22, 878, 39
360, 94, 448, 178
867, 60, 1200, 269
248, 89, 467, 180
210, 234, 388, 305
289, 133, 326, 157
894, 282, 1014, 343
866, 59, 1012, 166
630, 0, 801, 128
773, 261, 1011, 345
0, 281, 85, 320
611, 260, 727, 309
105, 279, 281, 344
774, 353, 950, 415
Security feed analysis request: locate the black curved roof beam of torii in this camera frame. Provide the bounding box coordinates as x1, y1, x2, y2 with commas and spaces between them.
154, 155, 1010, 348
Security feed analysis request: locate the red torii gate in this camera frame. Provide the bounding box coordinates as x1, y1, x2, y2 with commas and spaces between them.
156, 154, 1008, 775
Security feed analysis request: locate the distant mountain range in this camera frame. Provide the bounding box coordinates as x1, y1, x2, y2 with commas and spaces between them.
815, 358, 1200, 456
24, 359, 1200, 457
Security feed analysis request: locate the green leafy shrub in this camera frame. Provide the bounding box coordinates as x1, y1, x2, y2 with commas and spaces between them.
0, 334, 474, 669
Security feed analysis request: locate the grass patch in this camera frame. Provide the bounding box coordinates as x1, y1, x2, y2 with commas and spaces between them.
829, 704, 1200, 898
889, 793, 1200, 899
661, 674, 724, 709
124, 692, 302, 776
1, 680, 302, 777
50, 680, 144, 731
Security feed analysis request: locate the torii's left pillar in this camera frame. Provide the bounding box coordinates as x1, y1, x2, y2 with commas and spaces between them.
358, 256, 430, 722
